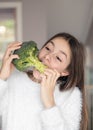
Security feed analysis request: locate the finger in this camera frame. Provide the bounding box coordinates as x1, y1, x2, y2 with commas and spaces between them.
3, 46, 21, 61
5, 41, 22, 57
7, 54, 19, 63
40, 74, 47, 87
45, 68, 57, 75
43, 71, 57, 87
44, 69, 57, 80
44, 68, 55, 76
53, 69, 60, 80
7, 42, 22, 48
45, 69, 60, 85
43, 71, 53, 83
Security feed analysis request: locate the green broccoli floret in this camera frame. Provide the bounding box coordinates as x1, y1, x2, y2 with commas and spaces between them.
12, 41, 47, 73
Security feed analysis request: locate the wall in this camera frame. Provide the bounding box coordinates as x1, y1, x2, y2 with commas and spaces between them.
0, 0, 47, 48
22, 0, 47, 48
45, 0, 93, 44
0, 0, 93, 47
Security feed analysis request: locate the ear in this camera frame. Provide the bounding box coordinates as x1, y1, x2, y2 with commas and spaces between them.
60, 70, 69, 77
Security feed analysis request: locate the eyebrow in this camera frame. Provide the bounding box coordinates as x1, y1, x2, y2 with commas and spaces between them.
50, 41, 55, 46
60, 50, 67, 59
50, 40, 67, 59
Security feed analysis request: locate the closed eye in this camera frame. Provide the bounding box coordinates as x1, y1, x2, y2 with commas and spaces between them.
56, 56, 62, 62
45, 47, 50, 51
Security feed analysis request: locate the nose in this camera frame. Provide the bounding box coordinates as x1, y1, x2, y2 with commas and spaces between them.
44, 52, 52, 60
43, 53, 52, 64
45, 53, 50, 59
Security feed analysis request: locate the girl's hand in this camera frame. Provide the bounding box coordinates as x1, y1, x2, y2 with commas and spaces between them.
0, 42, 22, 80
40, 69, 60, 108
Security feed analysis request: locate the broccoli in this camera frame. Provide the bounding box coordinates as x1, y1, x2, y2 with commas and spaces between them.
12, 41, 47, 73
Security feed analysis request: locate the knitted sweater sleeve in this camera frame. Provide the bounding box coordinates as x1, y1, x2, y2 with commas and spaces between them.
40, 87, 82, 130
0, 79, 8, 114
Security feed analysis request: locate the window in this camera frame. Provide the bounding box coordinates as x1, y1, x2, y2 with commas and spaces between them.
0, 2, 22, 66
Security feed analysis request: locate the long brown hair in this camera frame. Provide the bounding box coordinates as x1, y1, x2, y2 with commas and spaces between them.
27, 32, 88, 130
42, 32, 88, 130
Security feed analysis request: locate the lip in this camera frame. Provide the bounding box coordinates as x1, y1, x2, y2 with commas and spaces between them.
41, 60, 49, 66
39, 57, 50, 68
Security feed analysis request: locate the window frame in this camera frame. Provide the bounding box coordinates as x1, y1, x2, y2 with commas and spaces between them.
0, 2, 23, 41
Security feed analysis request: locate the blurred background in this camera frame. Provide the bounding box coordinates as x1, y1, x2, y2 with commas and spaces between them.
0, 0, 93, 129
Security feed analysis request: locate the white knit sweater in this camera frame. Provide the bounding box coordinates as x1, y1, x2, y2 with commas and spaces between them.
0, 70, 82, 130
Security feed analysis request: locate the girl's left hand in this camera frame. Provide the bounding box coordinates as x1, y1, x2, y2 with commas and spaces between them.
40, 69, 60, 108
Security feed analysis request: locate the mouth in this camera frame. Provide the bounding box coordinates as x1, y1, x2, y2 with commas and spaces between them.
38, 57, 49, 69
40, 60, 48, 68
39, 59, 46, 66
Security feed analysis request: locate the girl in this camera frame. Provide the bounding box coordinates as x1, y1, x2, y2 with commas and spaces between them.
0, 33, 88, 130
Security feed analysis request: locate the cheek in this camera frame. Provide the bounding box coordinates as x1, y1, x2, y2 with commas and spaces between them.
38, 52, 42, 59
51, 62, 67, 73
50, 63, 62, 73
38, 49, 46, 59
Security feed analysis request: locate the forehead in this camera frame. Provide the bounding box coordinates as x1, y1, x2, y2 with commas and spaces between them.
48, 37, 71, 56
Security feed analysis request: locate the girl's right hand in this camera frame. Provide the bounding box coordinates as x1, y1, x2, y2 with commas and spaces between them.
0, 42, 22, 80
